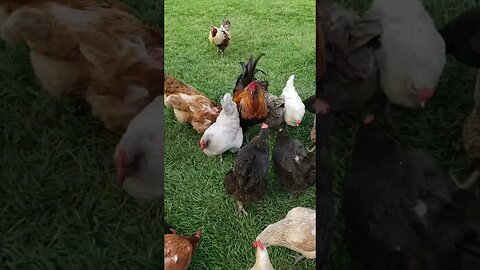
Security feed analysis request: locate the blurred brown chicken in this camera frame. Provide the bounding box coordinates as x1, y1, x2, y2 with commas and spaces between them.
460, 70, 480, 189
1, 1, 163, 132
164, 75, 221, 134
164, 229, 201, 270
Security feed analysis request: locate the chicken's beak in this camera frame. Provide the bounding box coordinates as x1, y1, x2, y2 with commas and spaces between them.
295, 119, 301, 126
199, 140, 206, 150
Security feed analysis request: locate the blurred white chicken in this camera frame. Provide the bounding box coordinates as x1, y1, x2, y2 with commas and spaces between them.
113, 95, 163, 201
280, 75, 305, 126
199, 93, 243, 158
365, 0, 446, 108
250, 240, 274, 270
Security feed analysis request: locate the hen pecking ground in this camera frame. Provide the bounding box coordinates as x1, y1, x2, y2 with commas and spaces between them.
164, 0, 316, 269
0, 1, 163, 269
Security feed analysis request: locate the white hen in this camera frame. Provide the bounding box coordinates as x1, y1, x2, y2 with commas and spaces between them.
366, 0, 446, 108
281, 75, 305, 126
113, 95, 163, 201
199, 93, 243, 156
250, 240, 274, 270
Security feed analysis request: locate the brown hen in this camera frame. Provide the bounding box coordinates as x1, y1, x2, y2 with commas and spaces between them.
164, 75, 220, 134
164, 229, 201, 270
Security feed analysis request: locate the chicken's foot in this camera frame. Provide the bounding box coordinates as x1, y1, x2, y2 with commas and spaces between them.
451, 170, 480, 189
289, 252, 305, 268
307, 145, 316, 153
235, 201, 248, 216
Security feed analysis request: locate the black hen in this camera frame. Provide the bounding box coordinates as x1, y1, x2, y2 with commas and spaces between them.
439, 8, 480, 67
224, 123, 270, 215
272, 129, 315, 193
317, 0, 382, 114
343, 116, 480, 270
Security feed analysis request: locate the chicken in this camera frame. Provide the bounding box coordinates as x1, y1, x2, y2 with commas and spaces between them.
459, 70, 480, 189
1, 2, 163, 132
315, 6, 334, 269
1, 2, 162, 98
233, 54, 269, 139
250, 240, 274, 270
224, 123, 270, 215
365, 0, 446, 108
208, 18, 231, 57
439, 7, 480, 67
81, 31, 163, 132
280, 75, 305, 126
113, 95, 163, 201
199, 93, 243, 158
272, 129, 315, 193
256, 207, 316, 267
164, 75, 221, 134
164, 229, 201, 270
0, 0, 132, 30
342, 115, 480, 270
317, 0, 382, 114
264, 91, 285, 128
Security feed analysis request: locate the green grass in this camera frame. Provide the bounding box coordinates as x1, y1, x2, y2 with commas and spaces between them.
0, 1, 163, 269
327, 0, 480, 269
164, 0, 316, 269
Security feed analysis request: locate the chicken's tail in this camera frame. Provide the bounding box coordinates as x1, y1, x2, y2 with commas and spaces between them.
221, 18, 231, 33
285, 74, 295, 91
234, 54, 267, 93
221, 93, 236, 114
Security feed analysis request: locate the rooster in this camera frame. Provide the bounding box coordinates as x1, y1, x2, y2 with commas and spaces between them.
208, 18, 231, 57
233, 54, 269, 142
164, 229, 201, 270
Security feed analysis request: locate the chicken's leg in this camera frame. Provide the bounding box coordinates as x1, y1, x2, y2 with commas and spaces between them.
289, 252, 305, 268
243, 132, 250, 144
235, 201, 248, 216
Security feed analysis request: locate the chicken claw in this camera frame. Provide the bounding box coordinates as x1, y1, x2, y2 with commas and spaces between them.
289, 252, 306, 268
450, 170, 480, 189
235, 201, 248, 216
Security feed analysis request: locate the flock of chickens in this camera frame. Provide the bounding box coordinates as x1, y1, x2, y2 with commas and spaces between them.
4, 0, 480, 268
164, 17, 317, 270
316, 0, 480, 269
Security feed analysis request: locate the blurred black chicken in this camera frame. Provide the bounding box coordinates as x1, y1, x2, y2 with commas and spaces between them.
343, 115, 480, 270
315, 0, 383, 114
439, 7, 480, 67
224, 123, 270, 215
272, 129, 316, 193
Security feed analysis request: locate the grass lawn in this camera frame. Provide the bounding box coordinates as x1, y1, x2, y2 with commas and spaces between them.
0, 1, 163, 269
327, 0, 480, 269
164, 0, 316, 269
